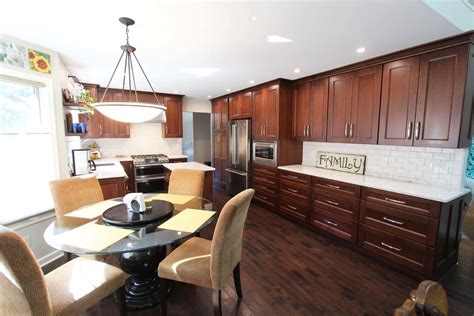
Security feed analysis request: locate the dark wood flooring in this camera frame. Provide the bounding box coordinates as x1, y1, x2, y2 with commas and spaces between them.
48, 187, 474, 315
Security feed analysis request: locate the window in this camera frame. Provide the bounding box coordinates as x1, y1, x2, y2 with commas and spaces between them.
0, 75, 57, 224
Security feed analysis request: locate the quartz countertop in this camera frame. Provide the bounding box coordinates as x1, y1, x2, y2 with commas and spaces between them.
163, 161, 215, 172
91, 158, 127, 179
278, 164, 471, 203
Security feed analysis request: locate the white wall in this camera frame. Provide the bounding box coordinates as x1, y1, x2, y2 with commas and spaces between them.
90, 123, 183, 157
182, 96, 211, 113
303, 142, 468, 190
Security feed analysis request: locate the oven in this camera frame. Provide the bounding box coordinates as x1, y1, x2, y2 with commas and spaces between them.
134, 163, 165, 193
252, 141, 277, 166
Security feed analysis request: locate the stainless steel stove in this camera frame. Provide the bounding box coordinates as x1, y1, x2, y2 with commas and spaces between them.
131, 154, 169, 193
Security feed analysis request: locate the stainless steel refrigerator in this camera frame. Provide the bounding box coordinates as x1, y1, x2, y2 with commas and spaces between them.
226, 119, 251, 195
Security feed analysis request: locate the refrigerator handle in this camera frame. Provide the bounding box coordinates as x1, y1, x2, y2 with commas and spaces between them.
232, 123, 238, 165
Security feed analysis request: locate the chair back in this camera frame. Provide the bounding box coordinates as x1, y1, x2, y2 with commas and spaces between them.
394, 280, 448, 316
210, 189, 254, 288
168, 169, 205, 197
49, 175, 104, 216
0, 225, 51, 316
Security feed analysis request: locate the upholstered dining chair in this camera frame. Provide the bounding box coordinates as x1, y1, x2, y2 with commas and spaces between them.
394, 280, 449, 316
0, 225, 128, 316
49, 175, 105, 261
168, 169, 205, 197
158, 188, 255, 316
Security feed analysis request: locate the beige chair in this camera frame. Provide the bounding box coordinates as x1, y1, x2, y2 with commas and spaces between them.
168, 169, 205, 197
158, 188, 255, 316
49, 175, 104, 217
394, 280, 448, 316
0, 225, 128, 316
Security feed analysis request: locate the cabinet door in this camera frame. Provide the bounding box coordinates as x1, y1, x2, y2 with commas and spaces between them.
213, 133, 222, 157
221, 98, 229, 130
221, 132, 228, 159
252, 89, 265, 140
327, 73, 353, 143
350, 65, 382, 144
213, 157, 221, 183
240, 92, 253, 118
163, 96, 183, 138
228, 95, 241, 119
212, 100, 222, 132
264, 84, 279, 140
293, 82, 310, 140
138, 91, 164, 105
414, 45, 468, 148
378, 57, 420, 146
220, 157, 227, 184
308, 78, 329, 141
98, 91, 115, 138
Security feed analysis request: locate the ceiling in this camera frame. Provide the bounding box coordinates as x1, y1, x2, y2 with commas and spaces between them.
0, 0, 468, 100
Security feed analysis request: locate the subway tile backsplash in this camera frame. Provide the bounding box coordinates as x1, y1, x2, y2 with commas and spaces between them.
91, 123, 183, 157
302, 142, 468, 190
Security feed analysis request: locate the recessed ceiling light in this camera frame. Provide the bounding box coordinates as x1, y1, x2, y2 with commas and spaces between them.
226, 88, 231, 92
207, 95, 212, 98
251, 16, 257, 21
267, 35, 293, 43
294, 68, 301, 73
250, 80, 255, 84
356, 47, 366, 53
173, 90, 178, 93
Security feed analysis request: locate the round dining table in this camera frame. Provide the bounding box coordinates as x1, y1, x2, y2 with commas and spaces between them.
44, 194, 214, 310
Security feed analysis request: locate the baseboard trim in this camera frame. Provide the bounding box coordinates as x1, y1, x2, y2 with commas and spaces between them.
39, 250, 63, 267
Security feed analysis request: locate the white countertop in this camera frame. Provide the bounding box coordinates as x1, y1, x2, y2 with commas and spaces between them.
278, 164, 471, 203
91, 158, 127, 179
163, 161, 215, 172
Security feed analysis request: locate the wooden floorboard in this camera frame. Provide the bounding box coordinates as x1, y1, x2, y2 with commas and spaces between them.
74, 187, 474, 315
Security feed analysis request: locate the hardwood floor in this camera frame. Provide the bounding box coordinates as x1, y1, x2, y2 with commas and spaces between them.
67, 187, 474, 315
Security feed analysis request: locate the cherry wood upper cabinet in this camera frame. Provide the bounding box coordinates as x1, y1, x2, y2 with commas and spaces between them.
350, 65, 382, 144
293, 79, 328, 141
212, 98, 228, 132
378, 57, 420, 146
327, 72, 354, 143
113, 92, 131, 138
252, 89, 266, 139
264, 85, 279, 140
228, 95, 240, 119
414, 45, 469, 148
162, 96, 183, 138
240, 92, 253, 118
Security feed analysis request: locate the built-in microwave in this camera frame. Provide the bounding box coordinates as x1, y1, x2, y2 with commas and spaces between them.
252, 141, 277, 166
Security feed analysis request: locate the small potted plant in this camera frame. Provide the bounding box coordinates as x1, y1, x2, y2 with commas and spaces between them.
78, 89, 97, 114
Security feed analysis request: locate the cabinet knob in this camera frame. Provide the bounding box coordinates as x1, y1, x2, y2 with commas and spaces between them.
344, 123, 348, 137
414, 121, 421, 140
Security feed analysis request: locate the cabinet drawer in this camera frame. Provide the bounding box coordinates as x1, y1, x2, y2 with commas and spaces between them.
360, 201, 438, 247
253, 164, 278, 178
362, 188, 440, 218
279, 179, 310, 203
252, 178, 277, 195
310, 208, 358, 243
279, 197, 309, 223
313, 177, 361, 198
358, 224, 434, 275
254, 189, 277, 209
279, 170, 311, 186
313, 188, 359, 221
252, 174, 278, 189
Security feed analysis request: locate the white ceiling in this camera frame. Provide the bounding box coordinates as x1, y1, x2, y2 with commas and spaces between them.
0, 0, 466, 100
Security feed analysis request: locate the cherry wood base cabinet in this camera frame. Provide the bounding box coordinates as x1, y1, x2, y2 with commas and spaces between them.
99, 177, 127, 200
268, 169, 471, 279
251, 164, 278, 210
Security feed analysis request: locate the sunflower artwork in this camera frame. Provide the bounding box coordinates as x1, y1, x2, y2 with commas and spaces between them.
28, 49, 51, 74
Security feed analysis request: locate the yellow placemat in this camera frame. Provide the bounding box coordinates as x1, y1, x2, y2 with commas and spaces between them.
65, 200, 124, 219
158, 208, 215, 233
151, 193, 195, 205
56, 221, 134, 251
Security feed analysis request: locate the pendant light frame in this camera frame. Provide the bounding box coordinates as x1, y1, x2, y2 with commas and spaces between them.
92, 17, 166, 123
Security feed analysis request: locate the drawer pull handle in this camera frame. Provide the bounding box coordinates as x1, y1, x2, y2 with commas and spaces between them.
254, 177, 275, 185
381, 242, 402, 252
287, 175, 299, 179
326, 184, 340, 189
326, 200, 339, 206
259, 186, 268, 190
383, 217, 404, 226
288, 188, 298, 193
287, 205, 297, 210
259, 196, 267, 200
324, 219, 338, 227
384, 197, 406, 205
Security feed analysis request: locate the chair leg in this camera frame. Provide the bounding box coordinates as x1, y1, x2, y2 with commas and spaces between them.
233, 262, 243, 299
212, 289, 222, 316
115, 286, 127, 316
160, 278, 168, 316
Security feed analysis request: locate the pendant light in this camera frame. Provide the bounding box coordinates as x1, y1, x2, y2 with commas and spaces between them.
92, 17, 166, 123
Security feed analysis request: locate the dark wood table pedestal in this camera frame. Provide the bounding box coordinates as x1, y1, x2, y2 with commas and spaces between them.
119, 246, 166, 310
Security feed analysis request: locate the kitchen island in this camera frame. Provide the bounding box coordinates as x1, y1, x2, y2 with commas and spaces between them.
163, 162, 215, 202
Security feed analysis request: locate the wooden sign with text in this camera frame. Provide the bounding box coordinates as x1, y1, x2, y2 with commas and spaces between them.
316, 151, 366, 175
